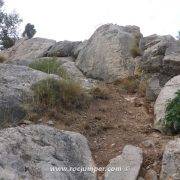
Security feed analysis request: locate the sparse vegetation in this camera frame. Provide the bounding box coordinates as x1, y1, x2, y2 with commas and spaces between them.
29, 57, 69, 79
164, 90, 180, 134
138, 80, 148, 97
115, 76, 140, 94
0, 55, 6, 63
90, 84, 110, 100
31, 78, 91, 110
130, 34, 141, 58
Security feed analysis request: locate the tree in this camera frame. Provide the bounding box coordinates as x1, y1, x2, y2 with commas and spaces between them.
0, 0, 22, 49
22, 23, 36, 39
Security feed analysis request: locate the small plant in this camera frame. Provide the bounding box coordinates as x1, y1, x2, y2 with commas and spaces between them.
0, 55, 6, 63
31, 78, 91, 110
130, 34, 141, 58
138, 80, 147, 97
115, 76, 140, 94
29, 58, 69, 79
90, 84, 110, 100
164, 90, 180, 134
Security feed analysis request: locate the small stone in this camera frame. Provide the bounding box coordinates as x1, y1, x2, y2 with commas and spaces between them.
47, 120, 54, 126
23, 120, 32, 125
141, 140, 155, 148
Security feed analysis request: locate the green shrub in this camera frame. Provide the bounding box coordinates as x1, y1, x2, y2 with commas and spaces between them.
29, 58, 69, 79
165, 90, 180, 134
31, 78, 91, 110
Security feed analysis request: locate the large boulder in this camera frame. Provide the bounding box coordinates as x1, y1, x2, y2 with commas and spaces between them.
140, 34, 180, 101
76, 24, 142, 82
154, 75, 180, 132
43, 41, 82, 57
1, 37, 55, 62
0, 64, 59, 125
0, 125, 96, 180
160, 138, 180, 180
104, 145, 143, 180
5, 57, 95, 89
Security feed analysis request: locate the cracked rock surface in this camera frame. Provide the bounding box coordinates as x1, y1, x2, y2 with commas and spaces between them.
0, 125, 96, 180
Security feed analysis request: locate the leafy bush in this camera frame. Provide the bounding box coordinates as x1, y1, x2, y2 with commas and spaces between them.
165, 90, 180, 133
29, 58, 69, 79
31, 78, 91, 110
0, 55, 6, 63
90, 84, 110, 100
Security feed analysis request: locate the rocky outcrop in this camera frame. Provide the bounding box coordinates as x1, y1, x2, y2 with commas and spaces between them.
104, 145, 143, 180
0, 64, 59, 125
0, 125, 96, 180
5, 57, 95, 89
154, 75, 180, 132
141, 34, 180, 101
76, 24, 142, 82
1, 38, 55, 62
43, 40, 81, 57
160, 138, 180, 180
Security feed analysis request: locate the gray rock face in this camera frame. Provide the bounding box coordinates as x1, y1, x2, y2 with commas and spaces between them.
145, 74, 161, 101
163, 40, 180, 76
76, 24, 142, 82
104, 145, 143, 180
72, 40, 87, 58
0, 125, 96, 180
141, 34, 180, 101
6, 56, 75, 67
0, 64, 58, 125
5, 57, 96, 89
43, 41, 81, 57
154, 75, 180, 131
1, 38, 55, 62
160, 138, 180, 180
61, 61, 96, 88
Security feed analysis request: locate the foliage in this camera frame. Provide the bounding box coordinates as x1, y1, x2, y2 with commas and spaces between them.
0, 0, 22, 49
90, 84, 110, 100
22, 23, 36, 39
165, 90, 180, 134
29, 57, 69, 79
115, 76, 140, 93
31, 78, 91, 110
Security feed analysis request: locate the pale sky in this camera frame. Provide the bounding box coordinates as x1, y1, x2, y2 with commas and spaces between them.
5, 0, 180, 41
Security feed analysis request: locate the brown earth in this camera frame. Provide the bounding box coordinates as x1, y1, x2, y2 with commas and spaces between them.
25, 84, 178, 180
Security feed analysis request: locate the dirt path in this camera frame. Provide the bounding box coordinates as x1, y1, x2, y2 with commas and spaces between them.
29, 84, 176, 179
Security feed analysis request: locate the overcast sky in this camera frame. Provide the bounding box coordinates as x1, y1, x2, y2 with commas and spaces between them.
5, 0, 180, 41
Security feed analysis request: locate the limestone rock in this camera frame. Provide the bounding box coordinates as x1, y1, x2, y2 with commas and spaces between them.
154, 75, 180, 131
145, 74, 161, 101
43, 40, 81, 57
0, 64, 58, 125
76, 24, 142, 82
160, 138, 180, 180
104, 145, 143, 180
0, 125, 96, 180
1, 38, 55, 62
